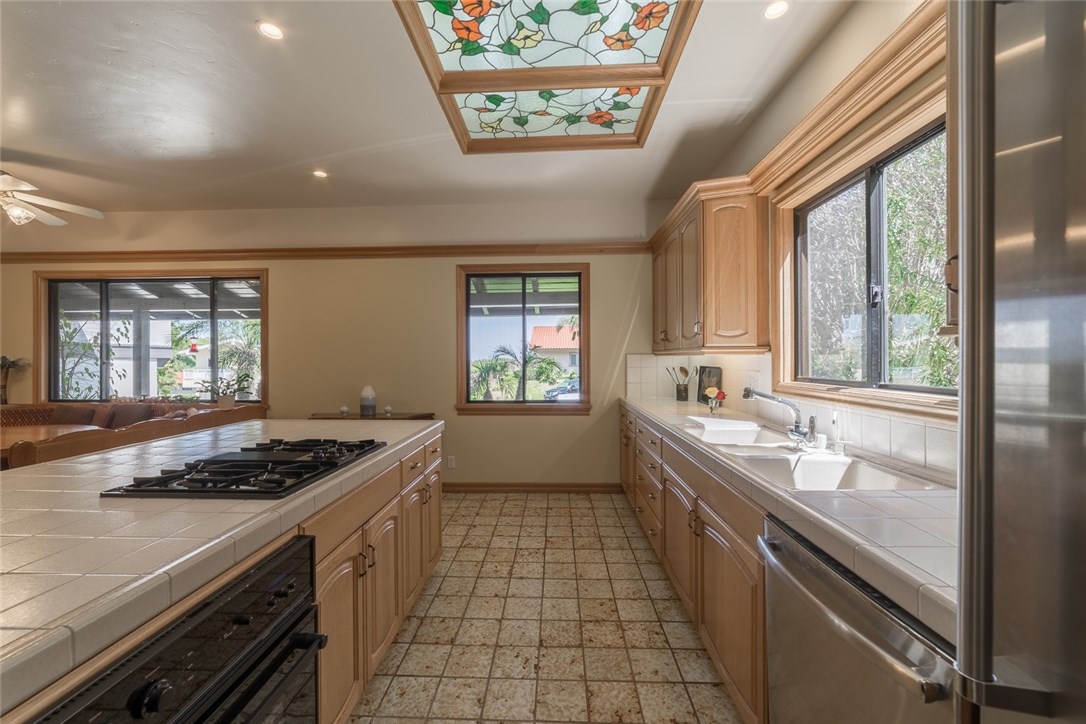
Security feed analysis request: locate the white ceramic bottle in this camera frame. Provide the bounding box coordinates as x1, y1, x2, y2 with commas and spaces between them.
360, 385, 376, 418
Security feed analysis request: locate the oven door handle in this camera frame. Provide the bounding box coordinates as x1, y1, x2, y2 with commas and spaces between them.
212, 629, 327, 723
758, 535, 945, 704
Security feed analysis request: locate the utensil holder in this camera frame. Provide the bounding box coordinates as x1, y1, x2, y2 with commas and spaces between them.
676, 384, 689, 401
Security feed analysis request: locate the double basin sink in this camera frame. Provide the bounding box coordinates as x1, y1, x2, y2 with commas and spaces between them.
679, 416, 941, 491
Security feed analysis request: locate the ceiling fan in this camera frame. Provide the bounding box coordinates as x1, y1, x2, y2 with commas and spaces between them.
1, 172, 104, 226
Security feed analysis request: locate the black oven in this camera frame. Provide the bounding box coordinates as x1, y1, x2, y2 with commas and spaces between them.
34, 536, 325, 723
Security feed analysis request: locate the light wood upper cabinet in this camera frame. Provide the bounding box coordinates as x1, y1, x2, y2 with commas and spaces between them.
651, 177, 769, 354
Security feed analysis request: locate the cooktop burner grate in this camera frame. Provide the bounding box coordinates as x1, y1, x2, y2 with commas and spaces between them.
101, 438, 387, 499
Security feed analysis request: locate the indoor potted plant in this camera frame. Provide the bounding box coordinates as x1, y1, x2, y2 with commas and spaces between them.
198, 372, 253, 409
0, 356, 30, 405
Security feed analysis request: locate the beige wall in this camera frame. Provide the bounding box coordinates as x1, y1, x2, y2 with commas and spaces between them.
0, 252, 653, 486
712, 0, 923, 178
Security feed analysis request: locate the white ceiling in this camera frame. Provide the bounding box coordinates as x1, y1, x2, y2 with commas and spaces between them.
0, 1, 847, 214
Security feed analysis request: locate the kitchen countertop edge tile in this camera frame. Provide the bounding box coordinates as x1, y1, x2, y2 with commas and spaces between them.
620, 398, 957, 643
0, 418, 443, 715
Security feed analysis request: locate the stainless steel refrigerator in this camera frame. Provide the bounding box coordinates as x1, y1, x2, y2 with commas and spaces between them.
954, 1, 1086, 722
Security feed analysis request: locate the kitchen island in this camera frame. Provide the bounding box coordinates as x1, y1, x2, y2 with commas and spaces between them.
0, 418, 442, 716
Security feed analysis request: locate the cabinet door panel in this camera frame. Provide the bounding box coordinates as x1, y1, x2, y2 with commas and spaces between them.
664, 233, 682, 348
679, 212, 702, 348
662, 474, 696, 619
697, 503, 763, 724
702, 195, 763, 347
363, 497, 403, 677
424, 469, 442, 571
652, 251, 667, 351
401, 476, 427, 612
315, 536, 362, 724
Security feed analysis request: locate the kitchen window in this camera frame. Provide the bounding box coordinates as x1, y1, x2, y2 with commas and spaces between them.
456, 264, 590, 415
794, 124, 958, 392
46, 273, 266, 402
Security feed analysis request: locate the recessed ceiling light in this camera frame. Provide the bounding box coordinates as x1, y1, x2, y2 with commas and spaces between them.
257, 21, 284, 40
312, 170, 328, 178
764, 1, 789, 20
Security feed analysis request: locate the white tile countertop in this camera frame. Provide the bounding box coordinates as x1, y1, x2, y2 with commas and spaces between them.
0, 418, 443, 714
622, 398, 959, 646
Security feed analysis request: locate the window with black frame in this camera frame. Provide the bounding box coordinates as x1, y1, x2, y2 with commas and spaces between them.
457, 265, 588, 412
795, 124, 958, 392
49, 276, 263, 401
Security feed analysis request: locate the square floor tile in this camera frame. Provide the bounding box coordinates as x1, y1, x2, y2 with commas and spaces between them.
535, 680, 588, 722
376, 676, 439, 717
537, 646, 584, 680
483, 678, 536, 720
443, 645, 494, 678
587, 681, 644, 723
584, 647, 633, 682
427, 677, 487, 719
636, 682, 696, 724
490, 646, 540, 679
629, 648, 682, 682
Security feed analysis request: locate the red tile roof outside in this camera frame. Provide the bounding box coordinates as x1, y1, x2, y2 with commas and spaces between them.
530, 325, 578, 350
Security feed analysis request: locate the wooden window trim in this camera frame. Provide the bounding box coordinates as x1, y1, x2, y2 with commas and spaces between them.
759, 0, 956, 422
455, 263, 591, 416
33, 269, 270, 404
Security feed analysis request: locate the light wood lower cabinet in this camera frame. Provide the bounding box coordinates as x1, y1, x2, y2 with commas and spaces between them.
361, 496, 403, 678
661, 472, 697, 620
314, 532, 363, 724
303, 433, 442, 724
402, 474, 427, 613
696, 501, 765, 724
424, 467, 442, 569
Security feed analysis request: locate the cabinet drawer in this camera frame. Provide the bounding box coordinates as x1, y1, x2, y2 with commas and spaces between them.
633, 489, 662, 558
401, 445, 425, 484
634, 419, 663, 455
635, 462, 663, 519
303, 463, 400, 562
634, 445, 662, 483
424, 436, 443, 471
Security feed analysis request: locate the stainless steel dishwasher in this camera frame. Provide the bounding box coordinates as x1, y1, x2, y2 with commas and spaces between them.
759, 517, 956, 724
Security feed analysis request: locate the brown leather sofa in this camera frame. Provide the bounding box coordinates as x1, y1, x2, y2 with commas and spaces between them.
4, 403, 267, 468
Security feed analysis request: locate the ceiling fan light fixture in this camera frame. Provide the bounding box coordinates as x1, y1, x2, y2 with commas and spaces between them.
312, 170, 328, 178
764, 1, 790, 20
257, 21, 284, 40
2, 202, 35, 225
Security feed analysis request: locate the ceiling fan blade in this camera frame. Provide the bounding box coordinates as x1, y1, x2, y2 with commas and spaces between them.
6, 198, 67, 225
12, 192, 104, 219
0, 172, 38, 192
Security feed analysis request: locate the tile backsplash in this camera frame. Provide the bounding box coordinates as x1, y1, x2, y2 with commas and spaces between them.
625, 353, 959, 479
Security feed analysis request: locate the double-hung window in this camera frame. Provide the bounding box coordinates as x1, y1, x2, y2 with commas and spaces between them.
795, 124, 958, 392
456, 264, 590, 415
47, 273, 265, 402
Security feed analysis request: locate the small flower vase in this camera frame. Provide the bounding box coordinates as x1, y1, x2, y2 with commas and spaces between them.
707, 398, 722, 416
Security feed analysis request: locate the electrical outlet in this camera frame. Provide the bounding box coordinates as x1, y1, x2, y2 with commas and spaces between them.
746, 372, 760, 390
447, 456, 456, 469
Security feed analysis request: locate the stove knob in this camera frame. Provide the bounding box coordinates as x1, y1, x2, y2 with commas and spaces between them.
274, 588, 290, 598
127, 678, 173, 719
233, 614, 252, 626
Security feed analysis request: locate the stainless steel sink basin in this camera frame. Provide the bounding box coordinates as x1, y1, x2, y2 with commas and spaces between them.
737, 452, 943, 491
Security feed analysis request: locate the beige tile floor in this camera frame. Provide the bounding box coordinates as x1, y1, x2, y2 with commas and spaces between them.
349, 492, 743, 723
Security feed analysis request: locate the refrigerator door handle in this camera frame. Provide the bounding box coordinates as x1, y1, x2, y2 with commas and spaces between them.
758, 536, 945, 704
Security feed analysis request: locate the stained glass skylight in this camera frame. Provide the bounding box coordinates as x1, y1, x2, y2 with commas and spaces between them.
457, 86, 648, 139
394, 0, 700, 152
420, 0, 677, 71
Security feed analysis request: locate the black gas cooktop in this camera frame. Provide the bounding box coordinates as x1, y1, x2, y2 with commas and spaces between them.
101, 438, 387, 499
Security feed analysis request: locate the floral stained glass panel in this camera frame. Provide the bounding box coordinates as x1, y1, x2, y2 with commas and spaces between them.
457, 86, 647, 138
420, 0, 676, 72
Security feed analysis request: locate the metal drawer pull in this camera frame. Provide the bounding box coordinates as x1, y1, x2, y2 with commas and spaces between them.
358, 551, 368, 577
430, 447, 440, 454
687, 509, 696, 529
648, 529, 657, 536
757, 536, 944, 704
648, 493, 656, 500
692, 517, 700, 537
635, 506, 644, 513
367, 544, 376, 568
649, 440, 657, 446
410, 461, 421, 470
648, 462, 657, 470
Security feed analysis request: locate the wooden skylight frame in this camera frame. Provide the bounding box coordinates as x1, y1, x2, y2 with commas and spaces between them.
394, 0, 702, 153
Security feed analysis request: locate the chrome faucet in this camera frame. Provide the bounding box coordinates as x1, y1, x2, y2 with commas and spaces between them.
742, 387, 817, 446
